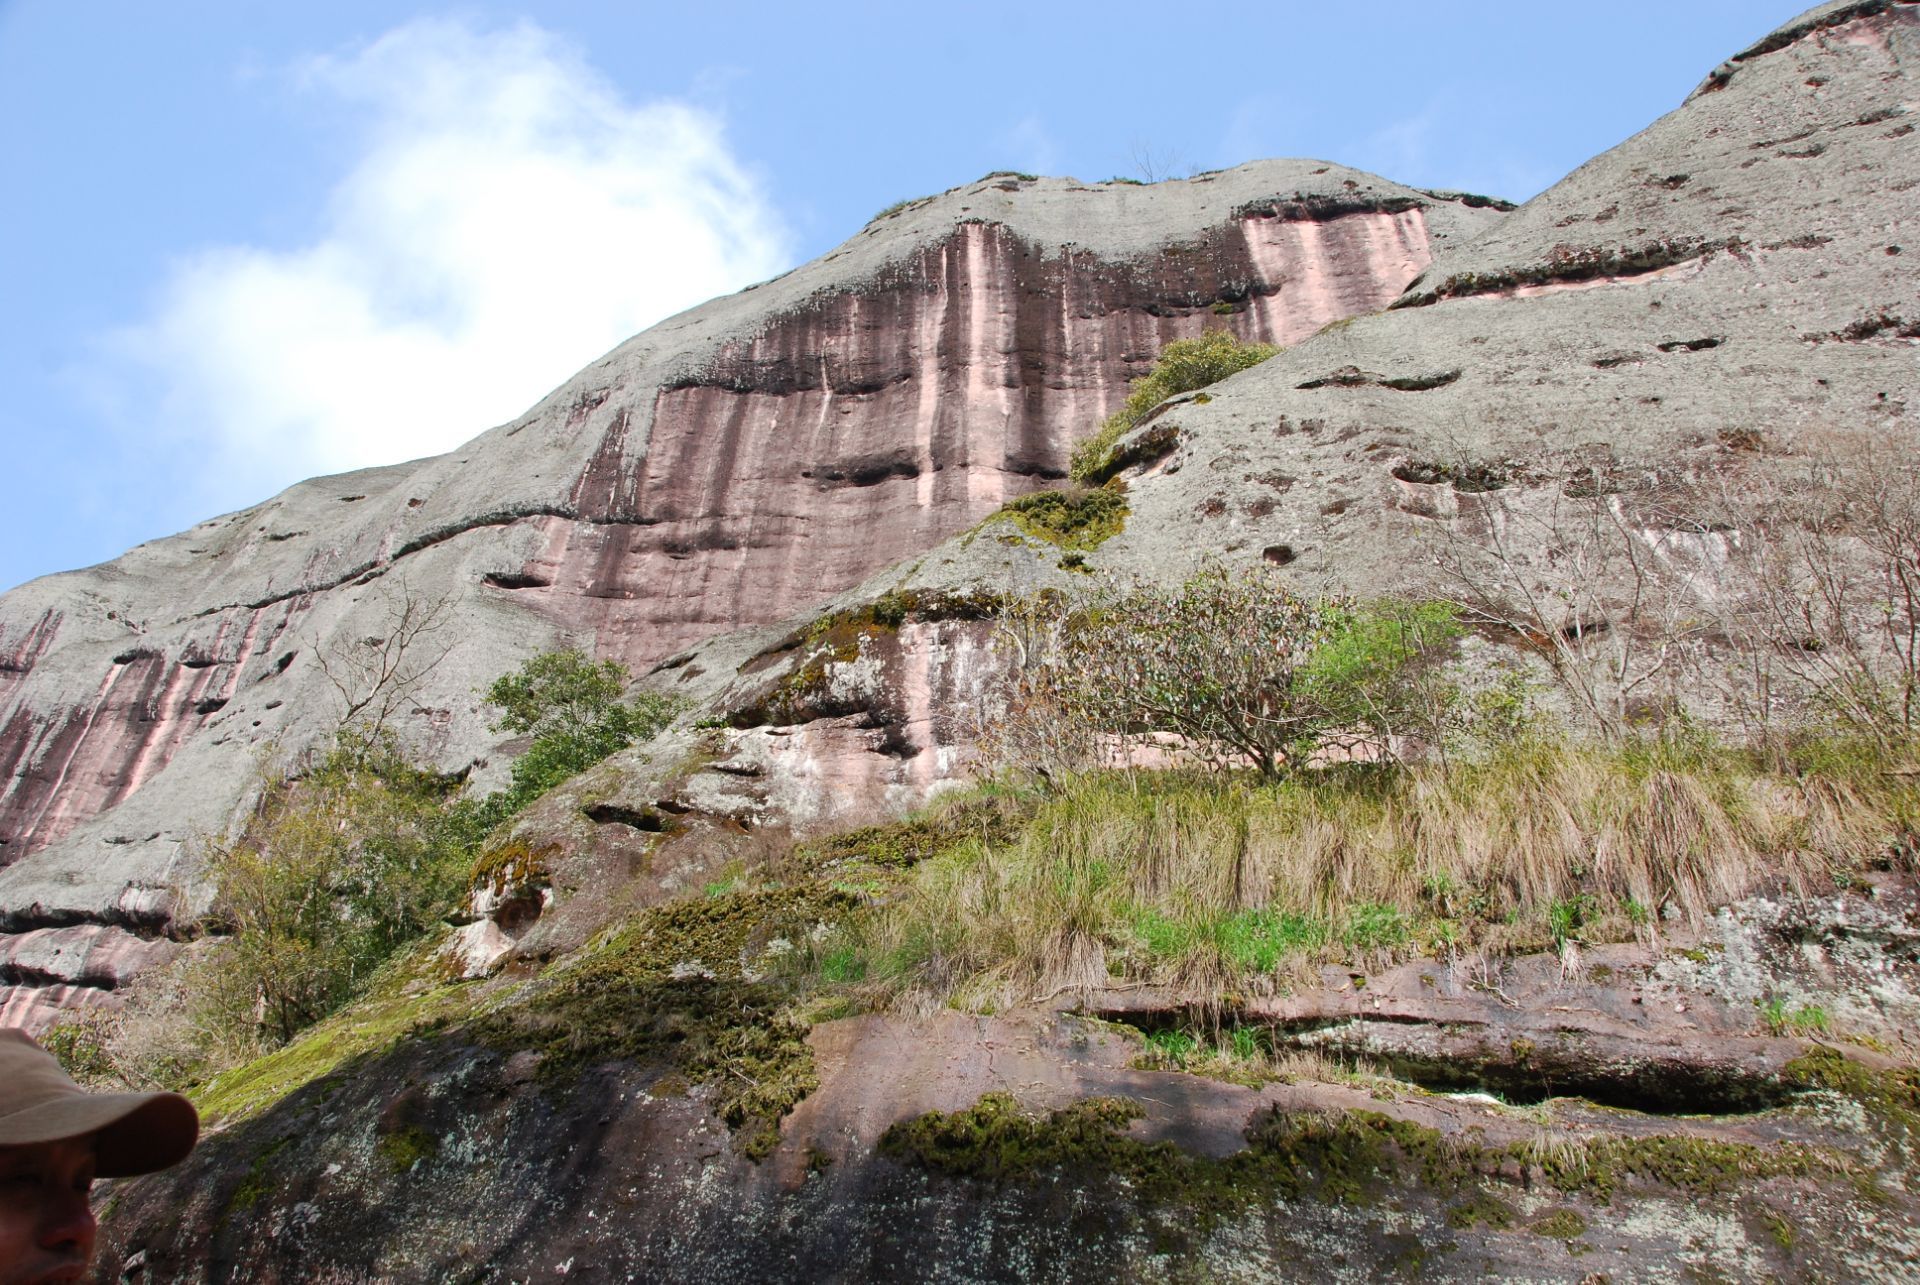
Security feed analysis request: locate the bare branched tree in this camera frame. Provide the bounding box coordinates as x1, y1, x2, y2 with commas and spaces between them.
1710, 443, 1920, 752
312, 578, 456, 742
1434, 477, 1724, 738
971, 591, 1107, 787
1128, 140, 1186, 184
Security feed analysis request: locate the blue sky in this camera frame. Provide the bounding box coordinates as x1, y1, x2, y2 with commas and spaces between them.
0, 1, 1811, 593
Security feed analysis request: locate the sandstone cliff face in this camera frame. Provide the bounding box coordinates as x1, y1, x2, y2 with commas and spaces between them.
842, 0, 1919, 628
56, 5, 1920, 1279
0, 163, 1499, 1026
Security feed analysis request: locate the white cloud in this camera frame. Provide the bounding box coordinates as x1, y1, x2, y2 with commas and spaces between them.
111, 19, 792, 500
1004, 115, 1059, 178
1348, 97, 1558, 204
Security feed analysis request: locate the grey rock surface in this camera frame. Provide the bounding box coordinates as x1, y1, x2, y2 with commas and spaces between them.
0, 160, 1495, 1022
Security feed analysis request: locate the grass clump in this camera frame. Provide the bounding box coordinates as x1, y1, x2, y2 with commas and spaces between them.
791, 792, 1029, 874
869, 195, 928, 223
839, 726, 1909, 1006
1760, 997, 1831, 1037
1071, 331, 1278, 483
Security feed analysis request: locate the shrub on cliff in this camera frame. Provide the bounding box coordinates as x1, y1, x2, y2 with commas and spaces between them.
198, 734, 470, 1046
457, 649, 680, 834
1007, 566, 1457, 779
1070, 330, 1278, 482
186, 652, 677, 1056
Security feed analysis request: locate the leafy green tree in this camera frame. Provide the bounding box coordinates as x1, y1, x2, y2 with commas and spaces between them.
484, 649, 629, 740
200, 735, 467, 1045
467, 649, 680, 828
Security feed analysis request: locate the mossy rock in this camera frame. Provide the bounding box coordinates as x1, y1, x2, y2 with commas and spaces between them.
995, 484, 1129, 551
376, 1124, 439, 1174
882, 1092, 1862, 1223
1784, 1045, 1920, 1138
474, 884, 856, 1159
792, 795, 1029, 874
470, 839, 556, 898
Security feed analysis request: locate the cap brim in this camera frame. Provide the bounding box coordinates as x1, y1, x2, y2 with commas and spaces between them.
0, 1090, 199, 1178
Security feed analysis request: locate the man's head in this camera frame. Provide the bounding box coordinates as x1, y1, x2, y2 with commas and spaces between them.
0, 1029, 198, 1285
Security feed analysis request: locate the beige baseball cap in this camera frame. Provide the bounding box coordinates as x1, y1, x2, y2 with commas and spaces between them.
0, 1028, 198, 1177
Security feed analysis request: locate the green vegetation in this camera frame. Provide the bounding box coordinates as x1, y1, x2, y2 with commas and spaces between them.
1783, 1045, 1920, 1141
48, 647, 679, 1096
1070, 331, 1278, 483
1760, 997, 1832, 1037
191, 942, 477, 1125
376, 1124, 439, 1174
869, 196, 927, 223
192, 650, 675, 1053
458, 649, 680, 834
879, 1092, 1851, 1220
474, 884, 854, 1159
196, 733, 474, 1046
997, 483, 1130, 551
1547, 894, 1599, 950
821, 721, 1911, 1007
1001, 567, 1458, 781
1529, 1208, 1588, 1240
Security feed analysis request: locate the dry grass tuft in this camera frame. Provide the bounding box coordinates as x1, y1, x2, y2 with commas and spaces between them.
831, 732, 1913, 1007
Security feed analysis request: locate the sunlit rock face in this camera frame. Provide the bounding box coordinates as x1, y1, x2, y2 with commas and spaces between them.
0, 161, 1499, 1025
486, 204, 1453, 670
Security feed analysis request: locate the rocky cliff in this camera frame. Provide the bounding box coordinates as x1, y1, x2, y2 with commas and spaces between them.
834, 0, 1920, 616
0, 163, 1502, 1027
17, 2, 1920, 1280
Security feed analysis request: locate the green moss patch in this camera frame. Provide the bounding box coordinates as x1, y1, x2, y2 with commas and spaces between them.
792, 795, 1029, 874
192, 945, 476, 1126
996, 485, 1129, 551
1784, 1046, 1920, 1137
376, 1124, 439, 1174
1448, 1190, 1517, 1230
474, 885, 856, 1159
1529, 1208, 1588, 1240
222, 1135, 296, 1219
881, 1093, 1858, 1223
470, 839, 555, 898
729, 621, 880, 728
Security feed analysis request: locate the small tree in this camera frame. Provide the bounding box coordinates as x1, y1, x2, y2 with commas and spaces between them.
313, 579, 456, 744
1033, 566, 1454, 778
471, 649, 680, 825
1714, 445, 1920, 752
200, 739, 465, 1046
484, 649, 628, 740
1435, 482, 1717, 739
975, 591, 1107, 784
